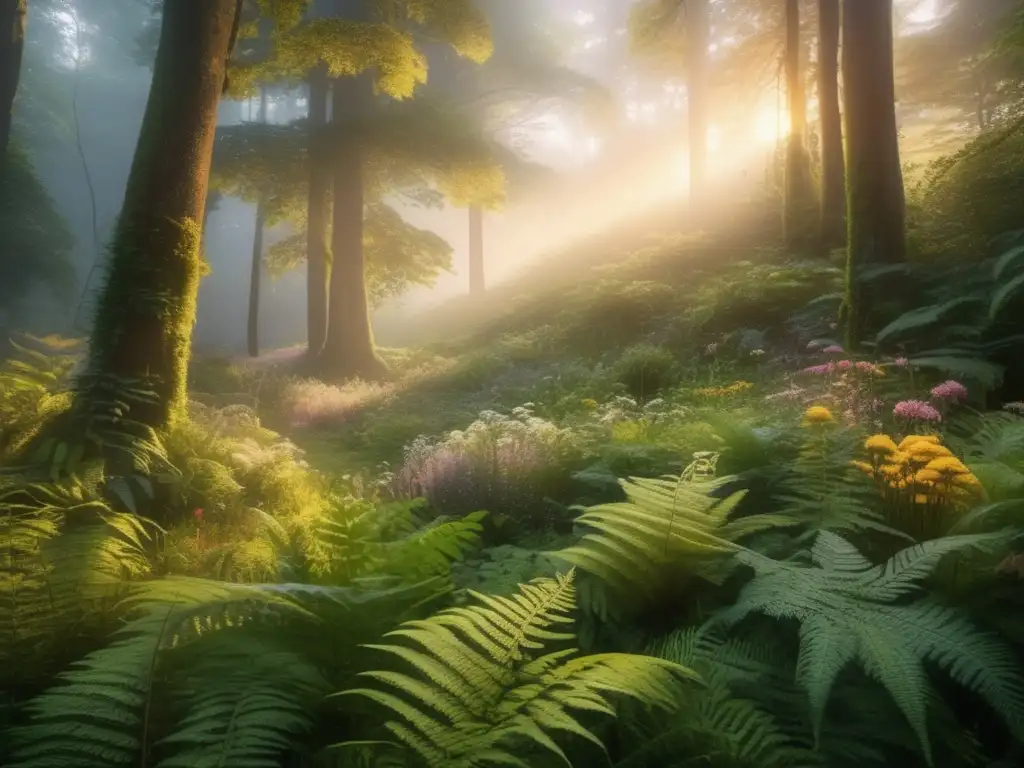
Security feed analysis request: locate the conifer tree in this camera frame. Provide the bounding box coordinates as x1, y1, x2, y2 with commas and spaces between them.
817, 0, 844, 249
782, 0, 817, 252
0, 0, 26, 158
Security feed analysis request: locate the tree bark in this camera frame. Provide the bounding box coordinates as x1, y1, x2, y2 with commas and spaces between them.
686, 0, 709, 207
81, 0, 240, 431
842, 0, 906, 349
318, 71, 385, 380
0, 0, 26, 158
468, 204, 484, 294
305, 64, 330, 357
246, 86, 268, 358
817, 0, 845, 250
783, 0, 817, 251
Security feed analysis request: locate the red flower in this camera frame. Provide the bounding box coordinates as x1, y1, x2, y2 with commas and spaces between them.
193, 508, 204, 522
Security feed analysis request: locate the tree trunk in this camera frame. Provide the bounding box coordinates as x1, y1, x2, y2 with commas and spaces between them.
305, 64, 330, 357
783, 0, 817, 251
246, 86, 268, 358
81, 0, 240, 431
817, 0, 845, 250
318, 71, 385, 381
0, 0, 26, 158
468, 204, 484, 295
686, 0, 710, 207
842, 0, 906, 350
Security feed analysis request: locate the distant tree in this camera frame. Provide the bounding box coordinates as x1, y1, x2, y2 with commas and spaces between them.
0, 0, 27, 157
842, 0, 907, 349
75, 0, 247, 434
817, 0, 844, 249
246, 86, 268, 358
782, 0, 817, 251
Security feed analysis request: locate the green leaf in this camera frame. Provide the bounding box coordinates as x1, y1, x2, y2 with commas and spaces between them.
990, 271, 1024, 320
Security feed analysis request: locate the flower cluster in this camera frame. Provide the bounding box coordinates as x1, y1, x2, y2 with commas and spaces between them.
693, 380, 754, 398
802, 360, 885, 377
893, 399, 942, 423
853, 433, 982, 506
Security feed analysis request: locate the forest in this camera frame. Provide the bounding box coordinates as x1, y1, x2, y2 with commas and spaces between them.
3, 0, 1024, 766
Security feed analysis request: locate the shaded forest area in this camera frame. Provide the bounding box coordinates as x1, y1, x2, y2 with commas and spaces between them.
4, 1, 1024, 767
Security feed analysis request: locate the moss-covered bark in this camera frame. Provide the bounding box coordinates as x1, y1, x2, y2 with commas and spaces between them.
783, 0, 818, 252
817, 0, 845, 250
468, 204, 484, 294
686, 0, 710, 206
842, 0, 907, 349
81, 0, 241, 431
0, 0, 26, 157
305, 64, 330, 357
247, 87, 268, 358
317, 71, 386, 381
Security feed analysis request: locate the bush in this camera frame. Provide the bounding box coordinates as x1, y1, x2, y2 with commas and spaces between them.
389, 405, 586, 540
611, 343, 678, 400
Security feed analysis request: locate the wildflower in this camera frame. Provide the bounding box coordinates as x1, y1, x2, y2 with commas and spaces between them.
835, 359, 853, 371
893, 400, 942, 422
898, 434, 940, 450
914, 469, 943, 484
750, 348, 765, 357
893, 357, 909, 368
802, 405, 834, 425
865, 434, 898, 454
823, 344, 844, 354
850, 460, 875, 474
802, 363, 835, 375
925, 456, 970, 475
193, 508, 204, 522
930, 380, 968, 403
855, 361, 885, 376
907, 442, 953, 460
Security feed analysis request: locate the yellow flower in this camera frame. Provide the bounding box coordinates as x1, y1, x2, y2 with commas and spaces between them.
925, 456, 970, 475
850, 460, 875, 475
581, 398, 598, 410
802, 406, 834, 425
888, 451, 911, 466
880, 463, 905, 477
908, 443, 954, 462
864, 434, 898, 454
898, 434, 940, 450
951, 472, 981, 490
913, 494, 931, 504
914, 469, 943, 484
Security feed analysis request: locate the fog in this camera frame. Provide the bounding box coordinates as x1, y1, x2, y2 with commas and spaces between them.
18, 0, 951, 354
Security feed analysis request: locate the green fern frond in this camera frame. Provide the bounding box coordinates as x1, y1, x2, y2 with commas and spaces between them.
716, 531, 1024, 765
4, 578, 312, 767
552, 474, 795, 596
339, 571, 698, 767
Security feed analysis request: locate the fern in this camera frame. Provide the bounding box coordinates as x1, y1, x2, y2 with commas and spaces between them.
715, 531, 1024, 765
554, 475, 793, 592
3, 578, 313, 767
339, 570, 698, 767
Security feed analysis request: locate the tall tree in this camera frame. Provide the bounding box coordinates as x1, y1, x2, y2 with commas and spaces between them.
246, 86, 268, 358
782, 0, 816, 250
77, 0, 245, 433
842, 0, 906, 349
305, 64, 330, 357
0, 0, 26, 157
817, 0, 844, 249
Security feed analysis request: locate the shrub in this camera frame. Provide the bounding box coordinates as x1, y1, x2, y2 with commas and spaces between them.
389, 405, 586, 538
612, 343, 678, 400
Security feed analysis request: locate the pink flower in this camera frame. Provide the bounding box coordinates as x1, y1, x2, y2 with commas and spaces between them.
893, 400, 942, 422
893, 357, 909, 368
802, 363, 835, 375
823, 345, 844, 354
835, 359, 853, 370
193, 508, 204, 522
930, 380, 967, 402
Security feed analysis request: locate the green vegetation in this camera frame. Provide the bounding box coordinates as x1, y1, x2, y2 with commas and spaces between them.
5, 0, 1024, 767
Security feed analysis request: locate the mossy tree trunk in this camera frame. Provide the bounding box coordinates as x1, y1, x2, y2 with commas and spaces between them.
468, 204, 484, 294
783, 0, 817, 252
305, 64, 330, 357
842, 0, 906, 350
317, 71, 385, 381
246, 86, 268, 358
80, 0, 242, 431
817, 0, 845, 250
686, 0, 710, 207
0, 0, 26, 158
